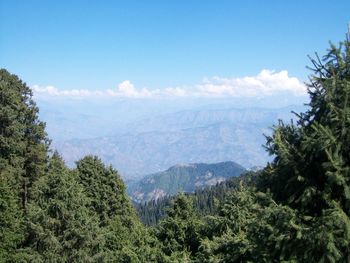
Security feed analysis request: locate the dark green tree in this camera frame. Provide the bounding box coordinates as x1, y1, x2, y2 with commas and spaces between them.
196, 185, 300, 263
0, 69, 49, 260
75, 156, 132, 226
0, 69, 49, 211
21, 152, 103, 262
259, 33, 350, 261
75, 155, 163, 262
156, 193, 204, 261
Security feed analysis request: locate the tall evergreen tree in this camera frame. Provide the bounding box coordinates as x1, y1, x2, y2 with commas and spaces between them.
75, 156, 132, 226
20, 152, 103, 262
259, 33, 350, 261
0, 69, 49, 211
156, 193, 204, 261
0, 69, 49, 260
75, 156, 163, 262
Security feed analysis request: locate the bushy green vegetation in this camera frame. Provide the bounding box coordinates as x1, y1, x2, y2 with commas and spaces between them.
0, 33, 349, 262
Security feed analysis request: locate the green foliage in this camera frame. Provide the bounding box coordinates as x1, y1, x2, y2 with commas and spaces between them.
75, 156, 132, 225
262, 36, 350, 215
0, 178, 23, 262
103, 218, 165, 263
156, 193, 204, 260
196, 186, 299, 263
137, 197, 173, 225
0, 68, 49, 261
20, 152, 103, 262
259, 34, 350, 261
0, 69, 49, 210
75, 155, 163, 262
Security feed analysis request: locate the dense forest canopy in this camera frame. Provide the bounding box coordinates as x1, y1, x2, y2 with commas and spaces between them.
0, 32, 349, 262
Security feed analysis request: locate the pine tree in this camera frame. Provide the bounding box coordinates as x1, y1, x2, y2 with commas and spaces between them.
0, 69, 49, 259
156, 193, 204, 260
259, 33, 350, 261
21, 152, 103, 262
75, 155, 163, 262
75, 156, 132, 226
0, 69, 49, 211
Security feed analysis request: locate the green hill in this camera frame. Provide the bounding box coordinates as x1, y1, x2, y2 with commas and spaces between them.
136, 171, 258, 225
128, 161, 246, 203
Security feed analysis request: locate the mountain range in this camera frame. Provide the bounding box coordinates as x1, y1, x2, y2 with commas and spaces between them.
51, 105, 303, 179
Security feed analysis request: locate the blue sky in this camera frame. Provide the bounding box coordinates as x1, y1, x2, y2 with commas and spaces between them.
1, 0, 349, 97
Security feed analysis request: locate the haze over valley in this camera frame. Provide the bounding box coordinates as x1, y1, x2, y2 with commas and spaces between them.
37, 98, 306, 180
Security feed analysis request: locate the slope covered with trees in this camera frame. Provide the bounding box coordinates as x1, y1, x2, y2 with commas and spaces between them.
136, 171, 257, 225
0, 32, 349, 262
129, 161, 246, 203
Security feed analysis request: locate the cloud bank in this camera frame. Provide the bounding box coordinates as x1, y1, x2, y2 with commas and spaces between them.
32, 70, 306, 99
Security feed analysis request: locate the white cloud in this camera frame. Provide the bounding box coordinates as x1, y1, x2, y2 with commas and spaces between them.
32, 85, 103, 97
32, 69, 307, 99
106, 80, 154, 98
195, 70, 306, 97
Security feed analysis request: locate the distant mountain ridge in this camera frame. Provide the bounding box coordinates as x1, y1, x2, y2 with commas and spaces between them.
53, 106, 303, 179
128, 161, 246, 203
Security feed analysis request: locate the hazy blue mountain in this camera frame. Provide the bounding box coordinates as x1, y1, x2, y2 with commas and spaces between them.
128, 161, 246, 203
38, 98, 198, 141
52, 105, 303, 179
38, 97, 307, 141
123, 106, 301, 133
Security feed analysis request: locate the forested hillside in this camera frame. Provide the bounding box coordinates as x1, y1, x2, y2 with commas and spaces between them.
1, 33, 349, 262
128, 161, 246, 203
136, 171, 257, 225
